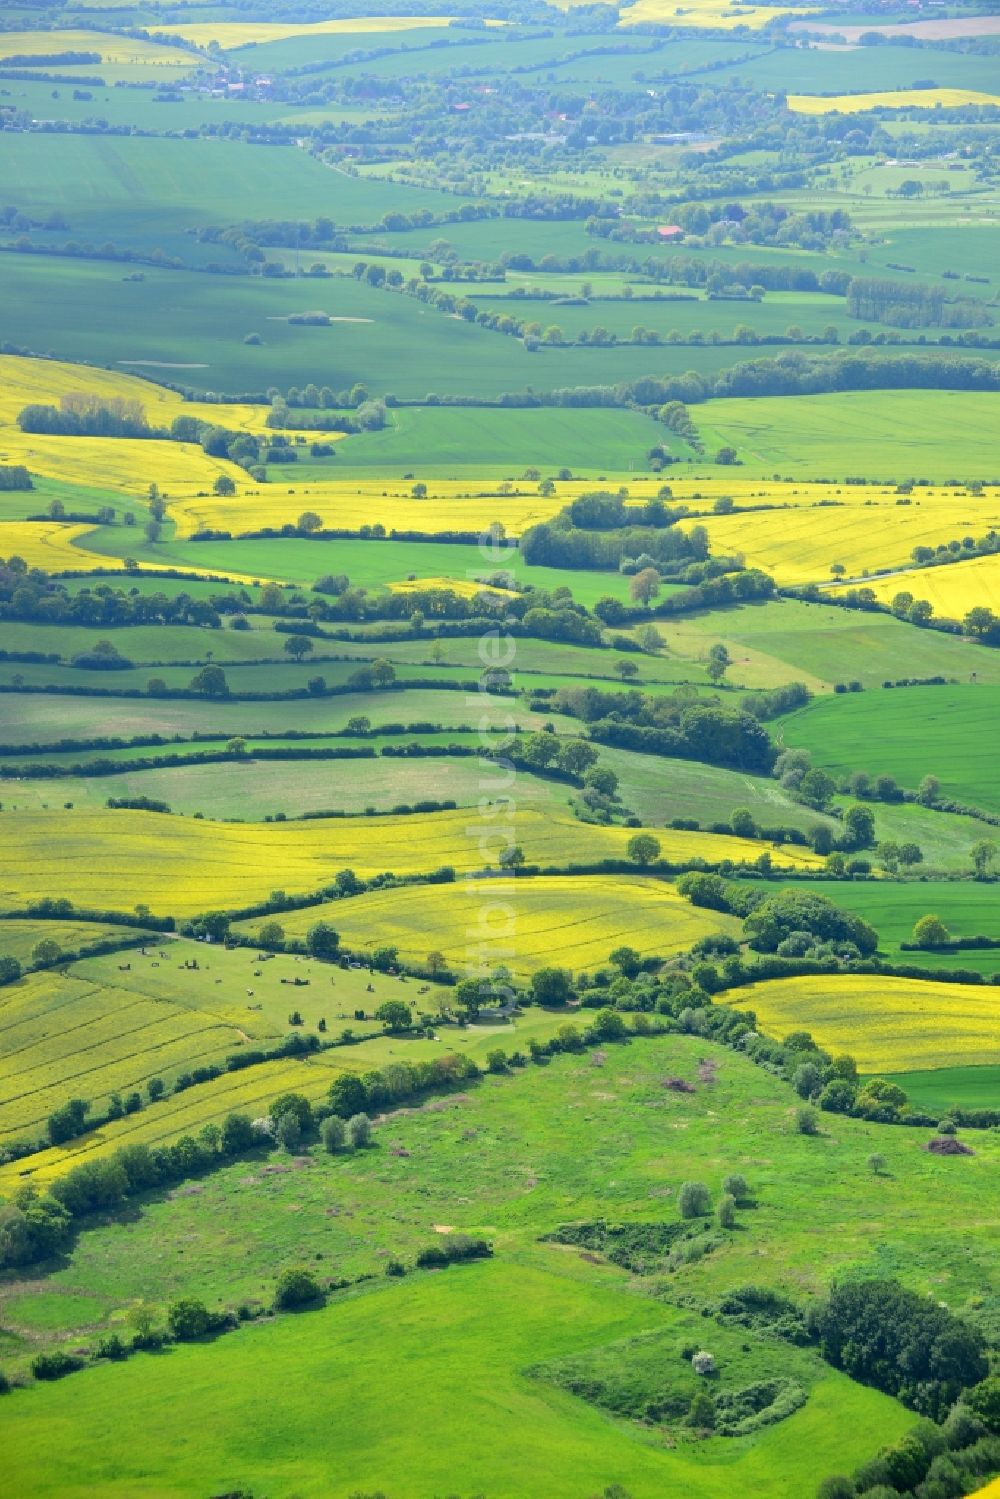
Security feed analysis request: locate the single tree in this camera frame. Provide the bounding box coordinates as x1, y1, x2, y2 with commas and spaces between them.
374, 1000, 412, 1033
678, 1181, 712, 1218
626, 832, 661, 866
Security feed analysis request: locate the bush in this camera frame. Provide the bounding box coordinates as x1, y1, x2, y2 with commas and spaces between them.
722, 1172, 748, 1201
274, 1267, 323, 1310
347, 1113, 372, 1148
717, 1193, 737, 1229
415, 1233, 492, 1269
796, 1106, 819, 1135
678, 1181, 712, 1218
167, 1297, 212, 1341
691, 1350, 716, 1375
320, 1116, 346, 1153
32, 1351, 83, 1380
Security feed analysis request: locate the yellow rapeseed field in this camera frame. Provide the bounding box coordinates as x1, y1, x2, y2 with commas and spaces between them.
681, 489, 1000, 586
168, 475, 987, 542
0, 28, 197, 66
789, 89, 1000, 114
0, 519, 265, 584
168, 481, 569, 540
0, 354, 302, 442
0, 968, 241, 1144
727, 973, 1000, 1072
829, 554, 1000, 620
272, 873, 741, 975
617, 0, 818, 28
0, 807, 823, 919
160, 17, 472, 49
388, 576, 513, 598
0, 1007, 570, 1187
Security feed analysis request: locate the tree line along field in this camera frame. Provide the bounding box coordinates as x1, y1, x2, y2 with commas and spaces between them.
2, 8, 1000, 1496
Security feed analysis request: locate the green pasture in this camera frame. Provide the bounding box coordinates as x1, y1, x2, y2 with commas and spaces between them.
817, 879, 1000, 973
0, 918, 137, 963
0, 251, 776, 402
0, 134, 460, 261
0, 1260, 911, 1499
476, 288, 865, 342
778, 682, 1000, 812
8, 1029, 1000, 1493
0, 730, 489, 770
883, 1064, 1000, 1113
0, 754, 574, 820
600, 744, 841, 835
864, 799, 1000, 875
0, 688, 567, 748
0, 78, 379, 133
712, 42, 1000, 95
694, 391, 1000, 480
671, 598, 1000, 690
79, 530, 665, 605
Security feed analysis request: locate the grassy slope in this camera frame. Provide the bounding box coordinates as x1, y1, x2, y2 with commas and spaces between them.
9, 1031, 992, 1492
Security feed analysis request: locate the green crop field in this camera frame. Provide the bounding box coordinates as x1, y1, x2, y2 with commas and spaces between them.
816, 880, 1000, 974
778, 684, 1000, 812
1, 11, 999, 1496
694, 392, 1000, 480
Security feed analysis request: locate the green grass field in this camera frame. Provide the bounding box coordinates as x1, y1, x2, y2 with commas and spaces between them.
778, 684, 1000, 812
695, 391, 1000, 480
0, 689, 565, 748
9, 1030, 992, 1493
883, 1065, 1000, 1114
817, 880, 1000, 974
0, 134, 458, 262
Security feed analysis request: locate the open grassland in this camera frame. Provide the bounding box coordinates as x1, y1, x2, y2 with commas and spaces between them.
788, 89, 1000, 114
160, 16, 466, 48
0, 755, 572, 821
0, 1258, 911, 1499
694, 391, 1000, 480
265, 874, 743, 975
728, 972, 1000, 1073
681, 491, 1000, 587
778, 684, 1000, 812
0, 808, 823, 918
3, 1034, 996, 1315
12, 1034, 1000, 1494
0, 139, 460, 264
831, 553, 1000, 621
